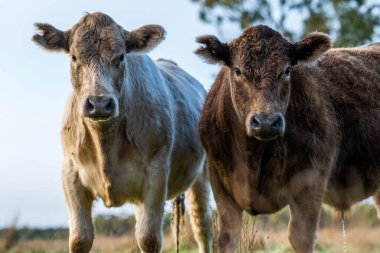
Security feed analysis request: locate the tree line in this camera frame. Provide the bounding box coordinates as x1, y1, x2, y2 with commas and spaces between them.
190, 0, 380, 46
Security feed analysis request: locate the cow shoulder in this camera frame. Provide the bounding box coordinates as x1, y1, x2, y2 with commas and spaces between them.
124, 54, 175, 156
287, 64, 339, 161
199, 67, 235, 169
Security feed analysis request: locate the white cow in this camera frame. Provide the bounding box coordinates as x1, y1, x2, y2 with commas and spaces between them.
33, 12, 213, 253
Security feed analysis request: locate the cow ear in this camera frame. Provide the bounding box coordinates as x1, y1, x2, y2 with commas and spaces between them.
195, 35, 230, 65
32, 23, 70, 53
292, 32, 331, 63
126, 25, 166, 52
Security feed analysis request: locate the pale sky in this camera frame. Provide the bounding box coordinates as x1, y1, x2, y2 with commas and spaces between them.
0, 0, 223, 228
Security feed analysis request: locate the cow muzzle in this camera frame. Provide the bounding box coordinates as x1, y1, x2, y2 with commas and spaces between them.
247, 113, 285, 141
82, 95, 118, 121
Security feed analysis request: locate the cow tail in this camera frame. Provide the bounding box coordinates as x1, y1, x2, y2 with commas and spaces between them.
172, 194, 185, 253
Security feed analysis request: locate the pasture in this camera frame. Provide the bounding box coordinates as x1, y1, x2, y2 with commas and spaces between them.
2, 203, 380, 252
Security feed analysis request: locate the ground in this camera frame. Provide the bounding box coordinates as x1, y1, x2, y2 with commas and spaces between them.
2, 204, 379, 253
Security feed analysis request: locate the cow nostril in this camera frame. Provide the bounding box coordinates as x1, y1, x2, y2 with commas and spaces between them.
87, 99, 95, 112
105, 99, 114, 113
273, 117, 281, 128
251, 117, 261, 129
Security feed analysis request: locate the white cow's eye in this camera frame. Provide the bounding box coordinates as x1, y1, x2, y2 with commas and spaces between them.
113, 54, 124, 68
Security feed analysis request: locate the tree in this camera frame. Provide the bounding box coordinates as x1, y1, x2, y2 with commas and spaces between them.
190, 0, 380, 47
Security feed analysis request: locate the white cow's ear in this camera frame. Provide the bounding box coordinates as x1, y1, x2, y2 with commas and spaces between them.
125, 25, 166, 53
195, 35, 231, 66
32, 23, 70, 53
292, 32, 331, 63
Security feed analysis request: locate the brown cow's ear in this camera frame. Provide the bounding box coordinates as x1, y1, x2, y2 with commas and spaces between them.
195, 35, 230, 65
292, 32, 331, 63
32, 23, 70, 53
126, 25, 166, 52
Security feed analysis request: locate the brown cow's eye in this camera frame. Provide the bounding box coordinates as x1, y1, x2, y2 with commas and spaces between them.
285, 67, 292, 76
71, 55, 77, 62
233, 67, 241, 76
119, 54, 124, 62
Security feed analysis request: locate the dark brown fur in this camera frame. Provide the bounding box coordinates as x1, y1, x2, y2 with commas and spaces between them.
196, 25, 380, 253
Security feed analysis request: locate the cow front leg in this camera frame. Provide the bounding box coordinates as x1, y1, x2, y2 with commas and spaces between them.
209, 164, 242, 253
134, 159, 168, 253
62, 164, 94, 253
134, 202, 165, 253
288, 170, 326, 253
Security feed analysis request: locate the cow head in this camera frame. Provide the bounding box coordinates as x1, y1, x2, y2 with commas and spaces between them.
195, 25, 330, 141
33, 12, 166, 122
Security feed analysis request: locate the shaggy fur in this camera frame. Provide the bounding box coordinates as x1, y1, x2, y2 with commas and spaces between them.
33, 12, 213, 253
196, 25, 380, 253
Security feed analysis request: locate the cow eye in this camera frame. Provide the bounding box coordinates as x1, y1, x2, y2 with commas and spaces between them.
233, 67, 241, 76
71, 55, 77, 62
113, 54, 124, 68
285, 67, 292, 76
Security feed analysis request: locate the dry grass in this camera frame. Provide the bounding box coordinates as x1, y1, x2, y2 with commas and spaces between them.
3, 233, 193, 253
2, 225, 380, 253
255, 225, 380, 253
318, 226, 380, 253
2, 239, 67, 252
2, 211, 380, 253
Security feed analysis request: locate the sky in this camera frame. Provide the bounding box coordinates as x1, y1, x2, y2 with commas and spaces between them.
0, 0, 222, 228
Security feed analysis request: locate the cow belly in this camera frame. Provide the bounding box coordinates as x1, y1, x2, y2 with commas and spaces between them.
167, 154, 204, 199
323, 167, 380, 211
323, 185, 377, 211
166, 136, 205, 199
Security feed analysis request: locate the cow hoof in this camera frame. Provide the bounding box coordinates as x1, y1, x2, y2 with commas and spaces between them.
137, 234, 161, 253
69, 236, 93, 253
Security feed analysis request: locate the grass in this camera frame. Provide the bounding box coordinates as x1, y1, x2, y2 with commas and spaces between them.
237, 225, 380, 253
2, 204, 380, 252
2, 225, 380, 253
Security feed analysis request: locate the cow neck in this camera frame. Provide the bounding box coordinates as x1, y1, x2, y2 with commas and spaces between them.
227, 87, 270, 187
79, 118, 124, 196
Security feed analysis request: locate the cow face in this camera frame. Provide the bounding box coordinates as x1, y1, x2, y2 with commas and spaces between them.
196, 25, 330, 141
33, 12, 165, 122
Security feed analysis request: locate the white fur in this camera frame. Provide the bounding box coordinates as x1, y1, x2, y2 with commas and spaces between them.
61, 53, 213, 253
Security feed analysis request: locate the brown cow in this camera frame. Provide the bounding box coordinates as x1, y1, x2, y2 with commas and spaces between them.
195, 25, 380, 253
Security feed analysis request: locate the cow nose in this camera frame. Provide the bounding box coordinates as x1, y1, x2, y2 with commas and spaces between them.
84, 95, 116, 120
250, 113, 285, 140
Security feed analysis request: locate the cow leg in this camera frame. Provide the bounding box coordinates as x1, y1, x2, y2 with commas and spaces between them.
134, 194, 165, 253
288, 170, 325, 253
210, 164, 242, 253
62, 164, 94, 253
186, 168, 213, 253
372, 191, 380, 217
134, 158, 169, 253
